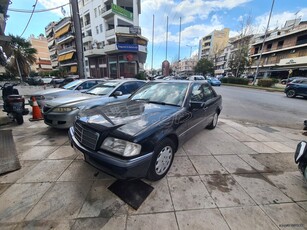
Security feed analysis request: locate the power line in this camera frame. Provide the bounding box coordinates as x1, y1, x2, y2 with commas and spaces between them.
20, 0, 38, 37
8, 3, 69, 13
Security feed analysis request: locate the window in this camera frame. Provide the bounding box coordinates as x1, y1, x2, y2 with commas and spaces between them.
96, 26, 99, 34
297, 34, 307, 46
277, 40, 284, 48
117, 82, 145, 95
191, 84, 215, 102
267, 43, 272, 51
100, 24, 103, 33
98, 5, 101, 15
94, 8, 97, 17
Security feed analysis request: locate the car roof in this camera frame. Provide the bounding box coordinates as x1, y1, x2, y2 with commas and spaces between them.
153, 79, 209, 84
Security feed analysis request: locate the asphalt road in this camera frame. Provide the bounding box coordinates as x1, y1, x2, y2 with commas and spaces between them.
214, 85, 307, 129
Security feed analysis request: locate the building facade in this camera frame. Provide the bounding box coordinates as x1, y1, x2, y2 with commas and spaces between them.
172, 57, 198, 76
0, 0, 11, 74
198, 28, 230, 60
45, 21, 58, 70
79, 0, 148, 78
250, 19, 307, 78
28, 34, 52, 73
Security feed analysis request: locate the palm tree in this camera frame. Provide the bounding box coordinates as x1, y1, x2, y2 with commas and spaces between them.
6, 34, 37, 81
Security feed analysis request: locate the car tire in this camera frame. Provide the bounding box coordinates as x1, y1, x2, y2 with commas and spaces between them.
207, 112, 218, 129
286, 89, 296, 98
147, 138, 175, 181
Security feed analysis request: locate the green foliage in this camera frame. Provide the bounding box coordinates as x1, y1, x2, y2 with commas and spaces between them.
221, 77, 249, 85
257, 78, 278, 87
135, 71, 147, 80
194, 58, 214, 76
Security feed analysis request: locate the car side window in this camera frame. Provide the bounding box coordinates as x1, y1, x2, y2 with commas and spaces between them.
80, 81, 97, 89
191, 84, 215, 102
116, 82, 141, 95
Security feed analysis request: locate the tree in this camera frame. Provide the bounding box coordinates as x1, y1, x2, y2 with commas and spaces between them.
6, 34, 37, 81
194, 58, 214, 76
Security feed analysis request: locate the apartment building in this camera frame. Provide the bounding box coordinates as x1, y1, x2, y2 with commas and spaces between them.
79, 0, 148, 78
45, 21, 58, 70
250, 19, 307, 78
0, 0, 11, 74
198, 28, 230, 60
172, 57, 198, 76
53, 17, 78, 74
28, 34, 52, 73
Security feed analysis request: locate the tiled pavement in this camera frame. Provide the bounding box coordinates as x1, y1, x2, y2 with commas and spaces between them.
0, 112, 307, 230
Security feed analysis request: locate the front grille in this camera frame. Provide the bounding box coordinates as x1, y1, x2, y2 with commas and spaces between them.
74, 121, 100, 150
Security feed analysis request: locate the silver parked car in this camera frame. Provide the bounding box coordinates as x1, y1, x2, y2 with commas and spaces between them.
29, 79, 104, 107
42, 79, 146, 129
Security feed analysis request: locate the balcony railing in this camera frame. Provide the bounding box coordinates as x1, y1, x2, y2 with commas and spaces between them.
58, 46, 76, 55
54, 17, 71, 32
56, 32, 74, 44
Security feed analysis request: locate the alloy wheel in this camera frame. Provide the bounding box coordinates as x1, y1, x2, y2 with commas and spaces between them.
155, 146, 173, 175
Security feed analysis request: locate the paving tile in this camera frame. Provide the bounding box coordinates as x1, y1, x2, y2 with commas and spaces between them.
36, 135, 69, 146
233, 174, 292, 205
0, 161, 38, 183
175, 147, 187, 156
58, 160, 112, 182
282, 141, 300, 149
15, 220, 74, 230
19, 146, 59, 160
252, 153, 298, 172
189, 156, 227, 174
127, 212, 178, 230
237, 154, 270, 172
206, 140, 257, 155
0, 223, 18, 230
263, 171, 307, 201
215, 155, 256, 174
168, 176, 215, 210
243, 142, 277, 153
78, 180, 124, 218
201, 174, 255, 207
220, 206, 278, 230
176, 209, 230, 230
297, 202, 307, 212
129, 178, 173, 214
263, 142, 294, 153
72, 217, 110, 230
0, 184, 10, 195
228, 131, 256, 142
0, 183, 52, 222
261, 203, 307, 229
168, 156, 198, 177
183, 136, 212, 156
47, 146, 78, 160
25, 181, 92, 220
17, 160, 72, 183
245, 133, 272, 142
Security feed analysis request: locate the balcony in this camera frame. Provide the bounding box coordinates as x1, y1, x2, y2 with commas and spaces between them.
56, 32, 74, 45
84, 47, 105, 57
58, 46, 76, 55
54, 17, 71, 32
83, 35, 93, 43
104, 44, 117, 53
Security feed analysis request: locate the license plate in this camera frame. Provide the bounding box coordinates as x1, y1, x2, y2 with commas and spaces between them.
13, 103, 23, 112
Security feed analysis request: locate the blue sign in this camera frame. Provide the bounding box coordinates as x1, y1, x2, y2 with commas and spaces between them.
117, 44, 138, 51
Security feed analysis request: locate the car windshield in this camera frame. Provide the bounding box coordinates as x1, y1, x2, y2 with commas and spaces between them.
85, 81, 120, 95
62, 80, 83, 90
131, 82, 189, 106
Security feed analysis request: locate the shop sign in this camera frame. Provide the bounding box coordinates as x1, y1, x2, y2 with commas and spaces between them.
279, 56, 307, 65
117, 44, 138, 51
111, 3, 133, 20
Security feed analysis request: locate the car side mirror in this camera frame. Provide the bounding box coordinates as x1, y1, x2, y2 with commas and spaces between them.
113, 91, 123, 97
190, 101, 204, 110
77, 86, 83, 90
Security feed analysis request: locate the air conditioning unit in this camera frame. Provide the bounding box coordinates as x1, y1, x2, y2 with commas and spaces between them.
272, 53, 276, 56
290, 49, 296, 53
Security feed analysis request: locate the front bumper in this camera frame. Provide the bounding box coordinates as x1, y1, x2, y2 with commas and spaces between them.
43, 110, 79, 129
68, 127, 153, 179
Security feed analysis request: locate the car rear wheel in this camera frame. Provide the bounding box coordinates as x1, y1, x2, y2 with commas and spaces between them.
207, 112, 218, 129
147, 138, 175, 181
286, 89, 296, 98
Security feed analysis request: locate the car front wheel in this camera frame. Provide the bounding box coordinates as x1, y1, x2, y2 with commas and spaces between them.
147, 138, 175, 181
286, 89, 296, 98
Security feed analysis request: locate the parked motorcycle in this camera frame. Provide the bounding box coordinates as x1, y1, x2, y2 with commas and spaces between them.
294, 141, 307, 181
0, 83, 29, 125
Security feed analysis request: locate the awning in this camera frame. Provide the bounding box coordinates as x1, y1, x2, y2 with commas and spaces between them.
54, 24, 70, 38
116, 33, 148, 41
70, 66, 77, 73
58, 52, 74, 62
48, 40, 55, 47
39, 64, 52, 69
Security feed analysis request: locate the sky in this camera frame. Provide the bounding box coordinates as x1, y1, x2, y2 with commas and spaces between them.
5, 0, 307, 70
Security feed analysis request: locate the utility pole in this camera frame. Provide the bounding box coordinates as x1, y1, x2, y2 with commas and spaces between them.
186, 45, 195, 58
151, 14, 154, 74
253, 0, 275, 85
70, 0, 85, 78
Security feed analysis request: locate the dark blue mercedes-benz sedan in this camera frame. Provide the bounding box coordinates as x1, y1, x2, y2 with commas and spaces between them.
68, 80, 222, 181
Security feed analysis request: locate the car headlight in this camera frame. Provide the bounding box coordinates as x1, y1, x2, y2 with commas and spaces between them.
101, 137, 141, 157
52, 107, 78, 112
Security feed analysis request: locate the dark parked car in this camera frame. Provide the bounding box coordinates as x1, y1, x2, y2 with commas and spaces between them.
68, 80, 222, 180
284, 78, 307, 98
281, 76, 306, 85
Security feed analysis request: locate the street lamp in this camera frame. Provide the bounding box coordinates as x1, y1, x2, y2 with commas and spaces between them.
186, 45, 195, 58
